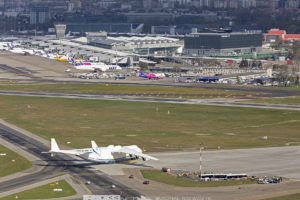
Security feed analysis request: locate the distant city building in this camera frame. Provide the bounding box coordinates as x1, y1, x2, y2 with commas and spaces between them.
30, 7, 50, 25
65, 23, 144, 35
151, 25, 200, 35
96, 0, 117, 9
264, 29, 300, 42
184, 32, 262, 56
86, 31, 108, 43
125, 12, 174, 22
143, 0, 153, 9
151, 25, 175, 34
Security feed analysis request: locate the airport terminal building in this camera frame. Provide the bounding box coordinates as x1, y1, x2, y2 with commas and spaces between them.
85, 32, 181, 55
184, 32, 262, 56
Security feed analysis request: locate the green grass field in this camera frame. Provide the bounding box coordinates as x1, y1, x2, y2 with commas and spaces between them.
249, 97, 300, 105
141, 170, 256, 187
262, 193, 300, 200
0, 83, 260, 98
0, 144, 32, 178
0, 95, 299, 151
0, 180, 76, 200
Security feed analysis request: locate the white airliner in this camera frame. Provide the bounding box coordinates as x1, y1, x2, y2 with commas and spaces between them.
0, 43, 9, 50
6, 43, 36, 54
47, 138, 158, 163
69, 58, 122, 72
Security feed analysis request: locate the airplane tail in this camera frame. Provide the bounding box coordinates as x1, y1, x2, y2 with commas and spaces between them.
50, 138, 60, 152
56, 55, 59, 60
69, 58, 80, 66
91, 141, 98, 149
7, 43, 13, 49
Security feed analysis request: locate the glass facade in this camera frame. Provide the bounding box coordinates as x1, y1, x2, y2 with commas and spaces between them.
184, 33, 262, 50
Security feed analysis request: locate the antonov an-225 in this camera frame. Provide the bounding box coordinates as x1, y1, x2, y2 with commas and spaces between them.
46, 138, 158, 163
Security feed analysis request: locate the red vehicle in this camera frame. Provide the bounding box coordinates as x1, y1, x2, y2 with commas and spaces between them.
143, 180, 150, 184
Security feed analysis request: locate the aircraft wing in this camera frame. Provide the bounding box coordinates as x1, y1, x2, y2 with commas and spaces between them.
111, 147, 159, 161
50, 149, 85, 155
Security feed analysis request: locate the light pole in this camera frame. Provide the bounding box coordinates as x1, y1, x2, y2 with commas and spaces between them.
199, 143, 203, 179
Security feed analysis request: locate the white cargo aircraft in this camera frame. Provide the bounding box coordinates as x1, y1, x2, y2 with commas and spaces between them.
47, 138, 158, 163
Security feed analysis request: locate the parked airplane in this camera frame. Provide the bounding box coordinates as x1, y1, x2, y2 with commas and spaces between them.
68, 58, 95, 65
6, 43, 32, 54
46, 138, 158, 163
56, 55, 84, 62
56, 55, 69, 62
139, 72, 161, 79
69, 58, 121, 71
0, 43, 8, 50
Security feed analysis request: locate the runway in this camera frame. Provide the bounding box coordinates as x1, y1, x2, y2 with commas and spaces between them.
0, 90, 299, 110
0, 123, 141, 198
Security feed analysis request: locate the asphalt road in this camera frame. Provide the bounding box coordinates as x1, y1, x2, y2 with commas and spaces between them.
0, 124, 141, 198
0, 90, 299, 110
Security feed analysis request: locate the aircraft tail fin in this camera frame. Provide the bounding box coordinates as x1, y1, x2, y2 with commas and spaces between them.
7, 43, 13, 49
50, 138, 60, 152
91, 141, 98, 149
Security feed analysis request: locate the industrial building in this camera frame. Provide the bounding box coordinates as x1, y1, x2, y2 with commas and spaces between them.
151, 25, 198, 35
184, 32, 262, 56
30, 7, 50, 25
264, 29, 300, 43
83, 32, 182, 55
26, 37, 133, 66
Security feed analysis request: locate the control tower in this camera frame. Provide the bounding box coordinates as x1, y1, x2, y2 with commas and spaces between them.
55, 24, 67, 39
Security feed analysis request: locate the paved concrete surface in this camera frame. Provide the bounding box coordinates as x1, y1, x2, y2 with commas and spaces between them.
91, 146, 300, 199
0, 52, 69, 79
1, 90, 300, 110
149, 146, 300, 180
1, 51, 300, 99
0, 119, 141, 198
0, 174, 87, 199
113, 170, 300, 200
92, 146, 300, 180
2, 119, 300, 199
